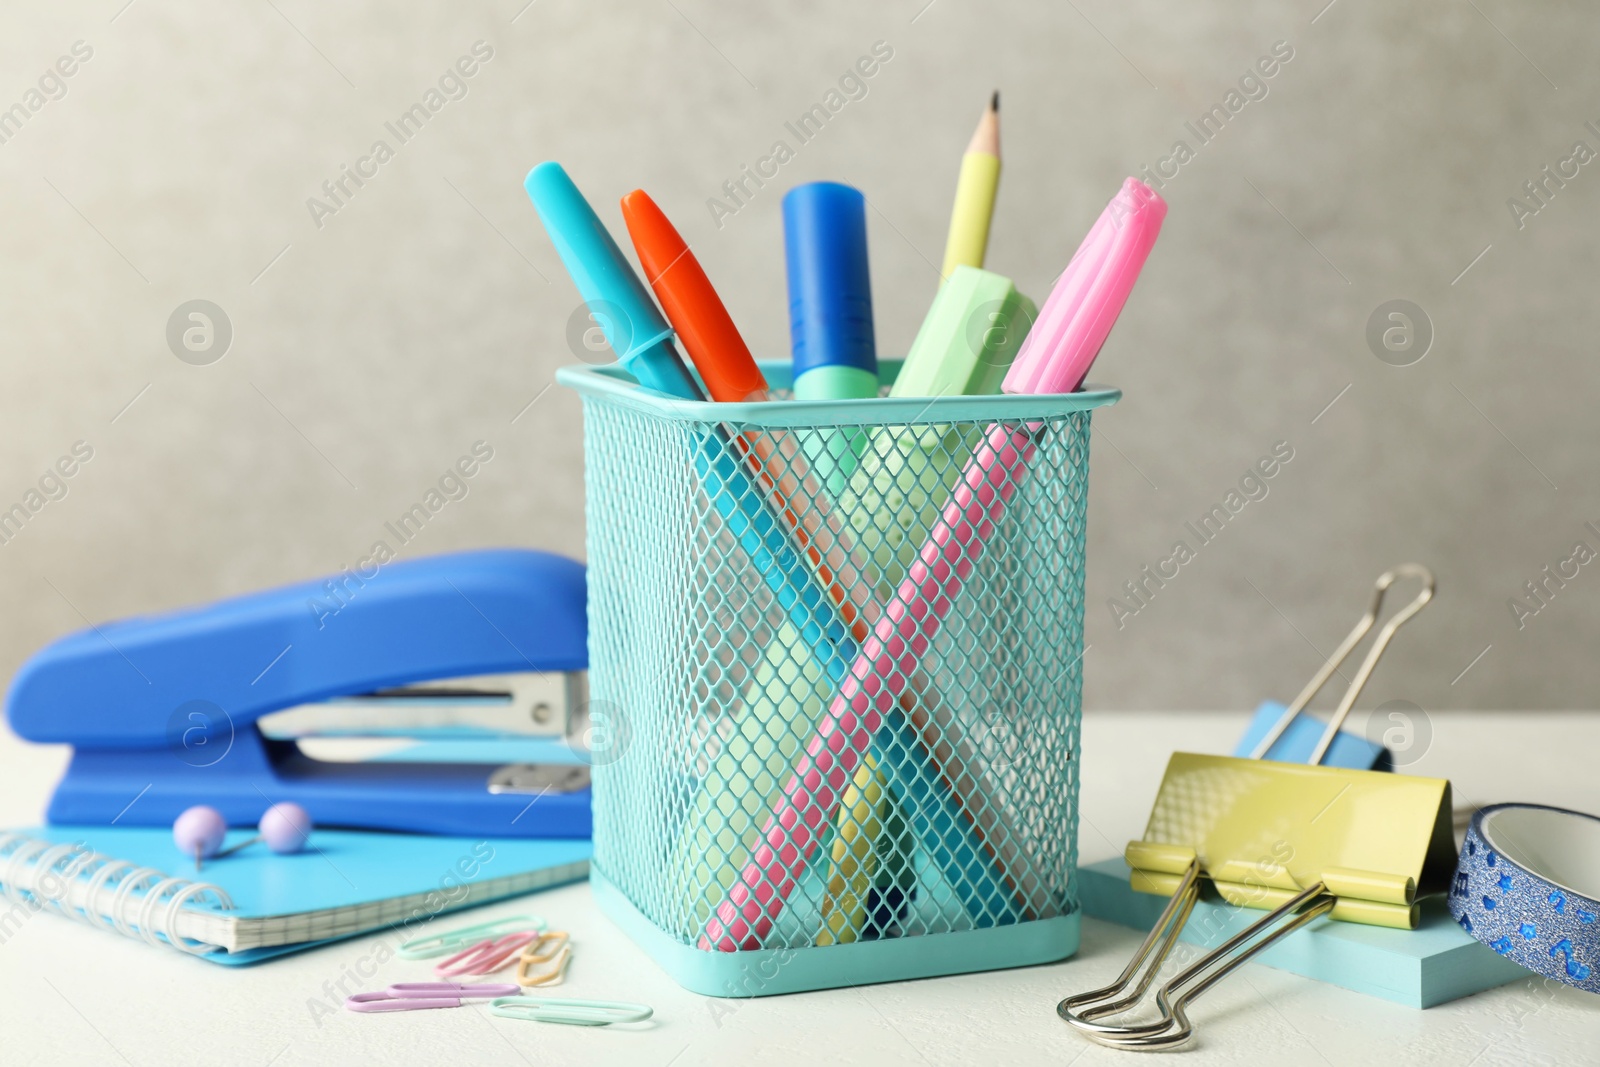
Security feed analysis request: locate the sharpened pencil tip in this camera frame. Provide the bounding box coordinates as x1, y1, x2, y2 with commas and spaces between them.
991, 90, 999, 112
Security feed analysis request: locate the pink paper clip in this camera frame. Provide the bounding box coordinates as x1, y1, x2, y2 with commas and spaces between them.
433, 931, 540, 978
345, 982, 518, 1013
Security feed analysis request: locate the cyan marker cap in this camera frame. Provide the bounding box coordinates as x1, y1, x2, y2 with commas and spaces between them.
890, 266, 1036, 398
524, 161, 701, 400
783, 182, 878, 395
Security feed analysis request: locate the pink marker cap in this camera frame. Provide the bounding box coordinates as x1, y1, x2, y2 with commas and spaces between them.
1002, 177, 1166, 396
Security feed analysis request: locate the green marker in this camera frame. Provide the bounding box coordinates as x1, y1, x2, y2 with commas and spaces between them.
891, 266, 1036, 400
847, 266, 1035, 927
847, 267, 1037, 586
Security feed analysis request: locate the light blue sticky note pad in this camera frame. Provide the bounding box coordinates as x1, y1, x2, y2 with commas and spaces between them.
20, 825, 591, 966
1233, 700, 1390, 769
1077, 857, 1528, 1007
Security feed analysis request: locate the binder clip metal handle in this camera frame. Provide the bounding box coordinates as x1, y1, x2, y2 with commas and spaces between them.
1058, 859, 1335, 1051
1249, 563, 1435, 766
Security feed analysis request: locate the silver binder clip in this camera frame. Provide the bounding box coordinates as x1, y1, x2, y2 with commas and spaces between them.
1058, 858, 1335, 1050
1248, 563, 1435, 766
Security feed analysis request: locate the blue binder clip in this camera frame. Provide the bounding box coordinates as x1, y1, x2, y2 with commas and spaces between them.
1233, 564, 1434, 770
5, 549, 593, 837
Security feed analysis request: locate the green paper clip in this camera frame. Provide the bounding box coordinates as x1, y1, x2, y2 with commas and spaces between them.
490, 996, 653, 1027
397, 915, 546, 960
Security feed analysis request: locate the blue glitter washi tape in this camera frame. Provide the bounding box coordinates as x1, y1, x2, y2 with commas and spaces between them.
1449, 803, 1600, 993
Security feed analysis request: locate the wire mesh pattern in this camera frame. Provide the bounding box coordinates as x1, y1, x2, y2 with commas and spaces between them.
581, 390, 1096, 955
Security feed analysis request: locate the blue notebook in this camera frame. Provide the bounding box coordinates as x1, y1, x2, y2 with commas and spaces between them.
0, 825, 590, 965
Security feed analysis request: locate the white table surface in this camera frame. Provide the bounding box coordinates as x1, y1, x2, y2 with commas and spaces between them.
2, 709, 1597, 1066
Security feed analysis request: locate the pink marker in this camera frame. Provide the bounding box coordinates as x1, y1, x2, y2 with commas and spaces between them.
1003, 177, 1167, 396
701, 178, 1166, 951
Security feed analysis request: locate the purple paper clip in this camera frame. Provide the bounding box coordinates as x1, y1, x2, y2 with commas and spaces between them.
345, 982, 520, 1013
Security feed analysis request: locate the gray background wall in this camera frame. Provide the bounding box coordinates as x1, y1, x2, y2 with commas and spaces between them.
0, 0, 1593, 717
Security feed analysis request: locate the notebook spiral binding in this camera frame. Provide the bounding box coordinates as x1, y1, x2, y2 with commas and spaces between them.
0, 832, 234, 955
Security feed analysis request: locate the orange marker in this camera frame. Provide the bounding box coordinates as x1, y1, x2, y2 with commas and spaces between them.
622, 189, 879, 635
621, 191, 769, 404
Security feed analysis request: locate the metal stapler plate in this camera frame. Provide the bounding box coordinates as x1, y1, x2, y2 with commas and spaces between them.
260, 671, 583, 740
488, 763, 592, 795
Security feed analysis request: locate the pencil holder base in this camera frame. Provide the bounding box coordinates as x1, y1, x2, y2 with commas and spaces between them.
592, 865, 1080, 997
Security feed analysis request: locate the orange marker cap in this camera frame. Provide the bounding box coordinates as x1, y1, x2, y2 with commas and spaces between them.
620, 190, 767, 403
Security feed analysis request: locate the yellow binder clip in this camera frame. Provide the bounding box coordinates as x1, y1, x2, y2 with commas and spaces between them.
1059, 567, 1456, 1051
1062, 757, 1457, 1049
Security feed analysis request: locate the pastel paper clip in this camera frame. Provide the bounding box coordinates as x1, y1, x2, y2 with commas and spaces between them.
434, 931, 540, 978
345, 983, 518, 1013
397, 915, 545, 960
1003, 177, 1166, 396
489, 996, 652, 1027
516, 931, 572, 987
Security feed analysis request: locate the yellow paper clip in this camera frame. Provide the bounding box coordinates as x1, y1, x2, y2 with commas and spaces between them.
1058, 565, 1457, 1051
516, 931, 571, 987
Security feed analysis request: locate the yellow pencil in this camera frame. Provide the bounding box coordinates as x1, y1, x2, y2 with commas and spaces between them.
940, 91, 1001, 279
816, 756, 887, 946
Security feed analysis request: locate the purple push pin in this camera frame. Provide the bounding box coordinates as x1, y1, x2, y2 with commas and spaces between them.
213, 802, 315, 860
172, 805, 228, 872
258, 802, 314, 854
172, 802, 314, 871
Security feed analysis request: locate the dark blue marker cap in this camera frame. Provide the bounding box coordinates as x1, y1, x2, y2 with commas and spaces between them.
783, 182, 877, 380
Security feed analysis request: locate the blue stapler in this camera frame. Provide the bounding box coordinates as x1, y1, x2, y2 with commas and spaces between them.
5, 549, 593, 837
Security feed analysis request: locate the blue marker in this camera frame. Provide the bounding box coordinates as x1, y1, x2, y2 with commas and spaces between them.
783, 182, 878, 494
525, 161, 702, 399
783, 182, 878, 402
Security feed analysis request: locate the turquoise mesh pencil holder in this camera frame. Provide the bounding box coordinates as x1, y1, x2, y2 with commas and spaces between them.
557, 359, 1118, 997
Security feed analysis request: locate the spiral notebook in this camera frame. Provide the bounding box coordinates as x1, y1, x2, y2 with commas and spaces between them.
0, 825, 591, 965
